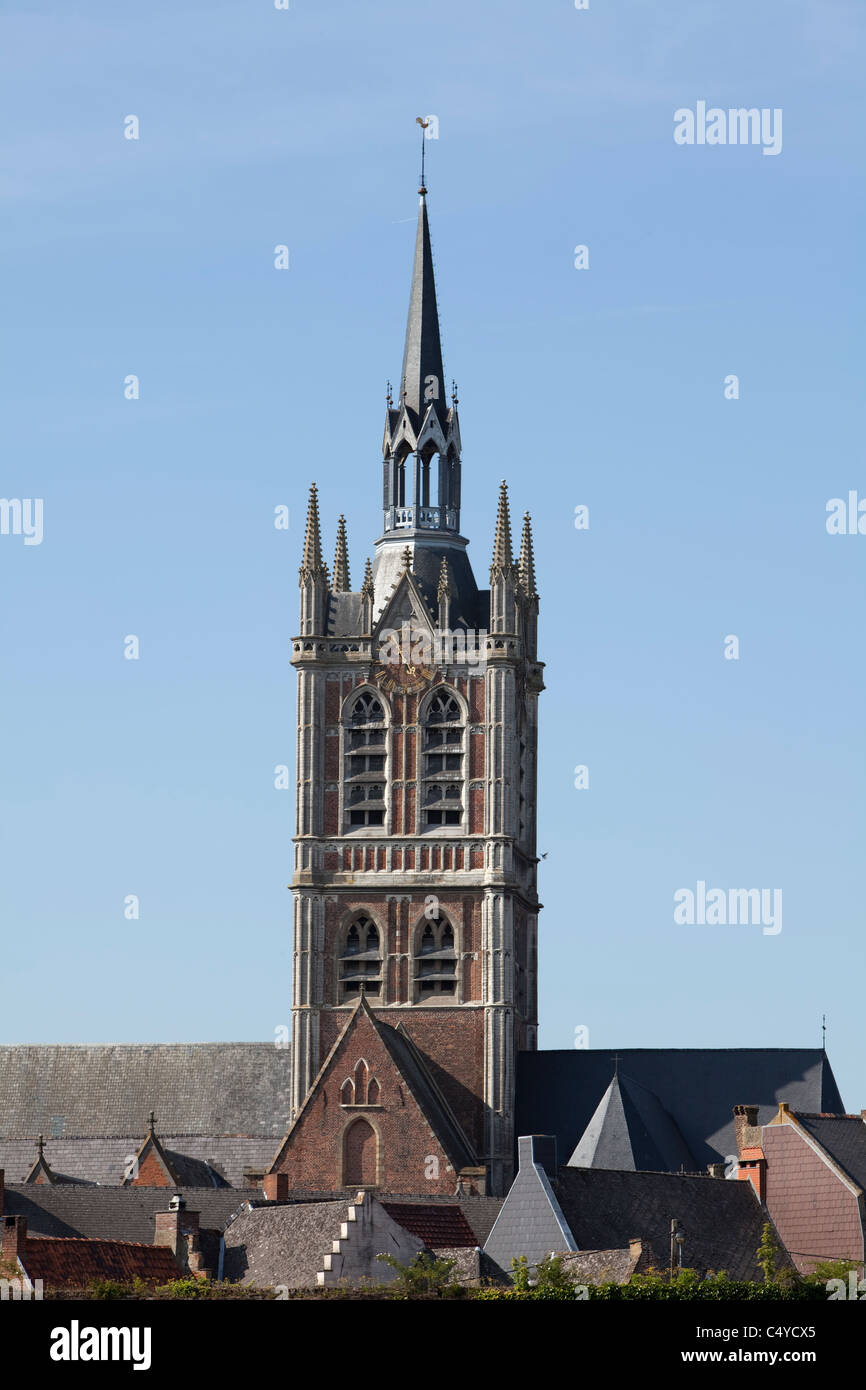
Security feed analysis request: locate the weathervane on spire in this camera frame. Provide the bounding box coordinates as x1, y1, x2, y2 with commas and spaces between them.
415, 116, 429, 193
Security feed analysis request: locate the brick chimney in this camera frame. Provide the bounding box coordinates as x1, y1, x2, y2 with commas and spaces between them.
263, 1172, 289, 1201
154, 1196, 207, 1278
733, 1104, 761, 1155
1, 1215, 27, 1258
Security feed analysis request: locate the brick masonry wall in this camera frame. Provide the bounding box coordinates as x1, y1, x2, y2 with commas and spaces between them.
273, 1009, 467, 1194
763, 1125, 863, 1274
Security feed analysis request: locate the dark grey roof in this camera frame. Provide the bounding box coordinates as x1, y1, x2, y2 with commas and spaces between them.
484, 1136, 577, 1271
3, 1185, 247, 1273
554, 1167, 782, 1280
797, 1115, 866, 1191
517, 1049, 843, 1174
569, 1071, 696, 1173
0, 1044, 291, 1139
0, 1135, 276, 1187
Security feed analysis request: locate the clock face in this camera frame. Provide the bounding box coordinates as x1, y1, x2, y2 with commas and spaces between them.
373, 659, 436, 694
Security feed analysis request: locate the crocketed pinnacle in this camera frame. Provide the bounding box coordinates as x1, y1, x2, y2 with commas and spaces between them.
437, 555, 452, 601
518, 511, 537, 598
300, 483, 325, 574
333, 515, 351, 592
491, 479, 513, 570
401, 545, 413, 572
361, 557, 374, 598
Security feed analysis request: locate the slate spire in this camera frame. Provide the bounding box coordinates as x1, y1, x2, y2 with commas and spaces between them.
399, 188, 446, 428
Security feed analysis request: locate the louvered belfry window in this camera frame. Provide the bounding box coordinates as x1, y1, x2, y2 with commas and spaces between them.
422, 690, 464, 827
344, 691, 387, 828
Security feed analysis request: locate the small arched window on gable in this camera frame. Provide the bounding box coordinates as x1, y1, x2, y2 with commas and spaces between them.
421, 689, 464, 829
344, 691, 387, 829
414, 914, 458, 1000
339, 914, 382, 1000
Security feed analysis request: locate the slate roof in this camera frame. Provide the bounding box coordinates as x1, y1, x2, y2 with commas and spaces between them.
796, 1115, 866, 1191
569, 1071, 696, 1173
3, 1185, 247, 1274
221, 1201, 352, 1288
0, 1044, 291, 1138
381, 1202, 478, 1250
517, 1049, 843, 1174
559, 1247, 641, 1285
20, 1235, 180, 1288
0, 1135, 276, 1186
553, 1167, 780, 1280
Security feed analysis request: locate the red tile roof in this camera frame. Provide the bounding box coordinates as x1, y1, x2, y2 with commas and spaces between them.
382, 1202, 478, 1250
21, 1236, 180, 1287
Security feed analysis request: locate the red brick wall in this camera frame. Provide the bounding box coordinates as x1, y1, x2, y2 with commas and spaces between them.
763, 1125, 864, 1274
131, 1147, 172, 1187
273, 1009, 468, 1194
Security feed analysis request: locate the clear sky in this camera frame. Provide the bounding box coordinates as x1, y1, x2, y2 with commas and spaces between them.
2, 2, 863, 1107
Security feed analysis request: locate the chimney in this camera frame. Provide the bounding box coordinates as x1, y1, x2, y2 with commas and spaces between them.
0, 1168, 4, 1218
517, 1135, 558, 1180
707, 1162, 726, 1179
733, 1104, 761, 1155
1, 1215, 27, 1258
263, 1172, 289, 1201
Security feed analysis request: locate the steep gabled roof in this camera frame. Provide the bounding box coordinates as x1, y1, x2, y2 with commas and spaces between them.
516, 1049, 844, 1174
795, 1114, 866, 1192
0, 1134, 275, 1187
0, 1043, 291, 1138
553, 1167, 779, 1280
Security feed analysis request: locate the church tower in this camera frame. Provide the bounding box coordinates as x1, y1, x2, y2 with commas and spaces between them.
287, 170, 544, 1196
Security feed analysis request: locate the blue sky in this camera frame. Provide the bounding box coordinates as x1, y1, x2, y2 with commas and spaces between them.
1, 2, 863, 1107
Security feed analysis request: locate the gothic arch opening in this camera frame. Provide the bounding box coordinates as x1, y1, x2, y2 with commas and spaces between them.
339, 913, 382, 1000
413, 912, 458, 1000
342, 1117, 379, 1188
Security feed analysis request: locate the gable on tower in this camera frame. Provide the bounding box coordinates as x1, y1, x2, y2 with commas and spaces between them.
269, 997, 485, 1196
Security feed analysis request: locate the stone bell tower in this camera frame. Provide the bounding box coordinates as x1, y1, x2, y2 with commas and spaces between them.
289, 170, 544, 1195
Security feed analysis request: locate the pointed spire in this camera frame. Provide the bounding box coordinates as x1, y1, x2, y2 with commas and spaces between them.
333, 515, 350, 592
518, 511, 537, 597
437, 555, 451, 601
301, 483, 324, 573
491, 480, 513, 570
361, 557, 374, 598
399, 189, 446, 427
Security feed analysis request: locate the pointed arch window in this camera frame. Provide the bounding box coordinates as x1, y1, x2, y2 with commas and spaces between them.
421, 689, 464, 828
414, 914, 458, 999
339, 913, 382, 999
344, 691, 387, 829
